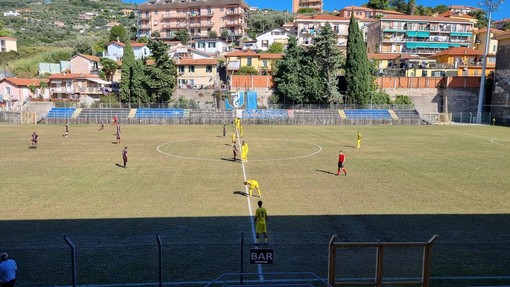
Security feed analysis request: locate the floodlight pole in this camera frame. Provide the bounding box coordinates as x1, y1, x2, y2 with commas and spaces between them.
476, 0, 504, 123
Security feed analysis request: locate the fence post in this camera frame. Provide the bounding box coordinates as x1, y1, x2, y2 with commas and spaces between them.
328, 235, 337, 286
422, 235, 439, 287
64, 236, 77, 287
376, 244, 384, 287
240, 232, 244, 285
157, 234, 163, 287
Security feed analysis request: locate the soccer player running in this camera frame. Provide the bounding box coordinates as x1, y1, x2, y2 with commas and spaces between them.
254, 200, 268, 245
337, 151, 347, 176
98, 120, 105, 131
244, 179, 261, 198
222, 124, 226, 137
357, 131, 362, 149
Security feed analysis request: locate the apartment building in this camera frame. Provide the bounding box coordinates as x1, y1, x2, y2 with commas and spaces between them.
291, 15, 350, 49
366, 15, 474, 56
137, 0, 249, 41
337, 6, 404, 19
292, 0, 323, 13
473, 28, 504, 68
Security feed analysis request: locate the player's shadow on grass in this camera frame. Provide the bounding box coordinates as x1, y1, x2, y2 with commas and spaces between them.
233, 191, 249, 197
315, 169, 336, 175
220, 157, 238, 162
115, 163, 125, 168
344, 145, 357, 149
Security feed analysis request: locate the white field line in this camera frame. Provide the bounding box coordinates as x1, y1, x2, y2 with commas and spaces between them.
236, 125, 265, 282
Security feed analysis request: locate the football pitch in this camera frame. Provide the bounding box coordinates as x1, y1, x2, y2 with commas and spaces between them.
1, 123, 510, 286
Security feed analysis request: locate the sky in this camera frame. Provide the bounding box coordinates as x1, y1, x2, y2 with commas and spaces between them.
127, 0, 509, 20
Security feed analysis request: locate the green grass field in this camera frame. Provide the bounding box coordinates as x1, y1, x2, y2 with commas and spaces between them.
1, 123, 509, 286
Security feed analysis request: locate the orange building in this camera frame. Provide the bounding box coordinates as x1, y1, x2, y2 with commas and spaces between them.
429, 47, 493, 76
292, 0, 323, 13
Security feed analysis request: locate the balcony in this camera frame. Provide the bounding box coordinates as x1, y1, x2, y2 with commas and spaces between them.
224, 21, 242, 27
300, 0, 322, 3
226, 9, 243, 15
139, 24, 151, 30
139, 14, 150, 20
189, 21, 214, 28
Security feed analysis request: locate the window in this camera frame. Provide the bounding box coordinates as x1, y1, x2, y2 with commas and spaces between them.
492, 45, 497, 53
154, 11, 158, 15
247, 58, 252, 66
179, 66, 185, 73
206, 65, 212, 72
208, 42, 216, 48
188, 66, 195, 73
262, 40, 269, 47
5, 87, 11, 95
198, 42, 205, 48
262, 60, 267, 67
207, 7, 212, 15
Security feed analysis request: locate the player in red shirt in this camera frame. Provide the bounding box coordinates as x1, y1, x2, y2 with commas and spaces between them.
337, 151, 347, 176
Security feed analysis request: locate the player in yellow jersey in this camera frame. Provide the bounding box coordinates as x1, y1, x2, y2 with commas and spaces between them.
357, 131, 362, 149
244, 179, 261, 198
232, 132, 237, 144
241, 141, 249, 162
254, 200, 268, 244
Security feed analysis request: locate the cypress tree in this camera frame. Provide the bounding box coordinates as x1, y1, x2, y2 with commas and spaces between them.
345, 14, 374, 107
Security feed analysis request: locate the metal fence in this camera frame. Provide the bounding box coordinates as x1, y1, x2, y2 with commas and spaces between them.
6, 235, 510, 287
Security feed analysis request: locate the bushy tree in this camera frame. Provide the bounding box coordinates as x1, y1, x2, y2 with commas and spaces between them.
266, 42, 284, 53
310, 22, 343, 105
144, 39, 177, 103
469, 10, 488, 28
274, 35, 305, 106
100, 58, 118, 81
109, 25, 128, 43
366, 0, 390, 10
238, 66, 259, 75
433, 4, 448, 14
119, 42, 146, 105
175, 29, 190, 44
345, 14, 375, 107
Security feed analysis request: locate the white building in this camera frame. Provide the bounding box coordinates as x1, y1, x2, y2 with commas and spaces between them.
256, 27, 294, 51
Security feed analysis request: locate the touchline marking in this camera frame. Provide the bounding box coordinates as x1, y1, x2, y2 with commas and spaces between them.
236, 128, 265, 281
157, 139, 323, 161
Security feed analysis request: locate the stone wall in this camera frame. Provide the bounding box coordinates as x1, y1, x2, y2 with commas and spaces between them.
383, 87, 479, 115
493, 36, 510, 125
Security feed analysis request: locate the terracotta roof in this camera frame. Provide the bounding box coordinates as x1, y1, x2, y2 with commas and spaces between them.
177, 59, 217, 65
448, 5, 479, 9
475, 27, 504, 34
296, 15, 349, 21
368, 53, 400, 60
494, 30, 510, 41
0, 37, 17, 41
75, 54, 100, 62
2, 78, 43, 86
225, 50, 259, 57
380, 14, 473, 23
259, 53, 284, 59
49, 73, 99, 79
430, 47, 483, 58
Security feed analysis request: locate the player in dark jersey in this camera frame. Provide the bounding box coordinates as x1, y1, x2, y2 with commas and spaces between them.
31, 132, 38, 148
122, 146, 128, 168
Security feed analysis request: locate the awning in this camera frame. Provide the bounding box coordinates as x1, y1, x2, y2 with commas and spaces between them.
406, 31, 430, 37
450, 32, 472, 37
86, 78, 111, 85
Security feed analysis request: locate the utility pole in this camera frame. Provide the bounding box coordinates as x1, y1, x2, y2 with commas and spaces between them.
476, 0, 504, 124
